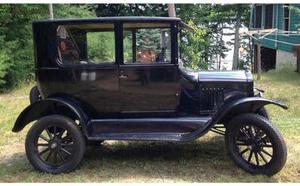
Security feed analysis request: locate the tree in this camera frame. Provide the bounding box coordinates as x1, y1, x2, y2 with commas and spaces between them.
230, 4, 250, 69
93, 4, 168, 17
177, 4, 250, 70
232, 4, 242, 70
0, 4, 94, 91
179, 20, 209, 70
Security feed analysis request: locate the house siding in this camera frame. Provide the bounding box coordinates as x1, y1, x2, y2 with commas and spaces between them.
253, 4, 300, 53
252, 4, 300, 71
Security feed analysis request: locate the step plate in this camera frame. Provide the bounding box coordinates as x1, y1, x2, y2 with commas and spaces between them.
88, 132, 184, 141
87, 117, 211, 141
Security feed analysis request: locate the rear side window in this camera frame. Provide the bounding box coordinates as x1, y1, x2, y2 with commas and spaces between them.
56, 23, 115, 65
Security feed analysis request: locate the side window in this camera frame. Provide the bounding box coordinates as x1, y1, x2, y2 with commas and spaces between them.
57, 23, 115, 65
86, 32, 115, 63
123, 23, 171, 64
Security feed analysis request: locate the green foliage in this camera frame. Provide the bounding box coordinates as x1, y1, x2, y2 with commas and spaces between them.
54, 4, 94, 18
136, 29, 161, 51
87, 32, 115, 62
0, 4, 94, 92
289, 5, 300, 29
94, 4, 168, 17
179, 21, 209, 70
177, 4, 250, 69
0, 5, 46, 91
0, 46, 10, 86
123, 32, 133, 62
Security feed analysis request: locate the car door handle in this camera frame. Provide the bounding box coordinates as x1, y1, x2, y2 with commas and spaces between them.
119, 74, 128, 79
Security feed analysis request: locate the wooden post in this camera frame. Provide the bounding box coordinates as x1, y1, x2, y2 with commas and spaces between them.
297, 54, 300, 73
167, 4, 176, 17
257, 43, 262, 80
293, 45, 300, 73
49, 4, 54, 20
249, 36, 254, 73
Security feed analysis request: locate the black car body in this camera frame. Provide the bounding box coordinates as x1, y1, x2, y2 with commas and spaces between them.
13, 17, 288, 175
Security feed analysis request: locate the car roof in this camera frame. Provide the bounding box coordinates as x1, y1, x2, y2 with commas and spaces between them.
33, 16, 182, 24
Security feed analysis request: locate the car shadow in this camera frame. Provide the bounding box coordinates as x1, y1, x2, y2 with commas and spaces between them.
80, 134, 278, 182
0, 134, 279, 182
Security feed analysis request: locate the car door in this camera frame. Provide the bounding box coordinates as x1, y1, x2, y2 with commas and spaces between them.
119, 63, 180, 113
49, 23, 121, 115
119, 23, 180, 113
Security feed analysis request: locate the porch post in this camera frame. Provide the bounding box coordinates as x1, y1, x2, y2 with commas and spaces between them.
293, 45, 300, 73
257, 43, 262, 80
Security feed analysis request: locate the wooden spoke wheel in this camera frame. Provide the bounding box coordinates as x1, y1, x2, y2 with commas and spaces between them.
25, 115, 85, 174
225, 114, 287, 175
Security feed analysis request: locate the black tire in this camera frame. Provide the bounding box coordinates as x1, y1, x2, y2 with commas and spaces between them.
29, 86, 41, 104
25, 115, 86, 174
225, 113, 287, 175
257, 107, 269, 119
219, 107, 269, 132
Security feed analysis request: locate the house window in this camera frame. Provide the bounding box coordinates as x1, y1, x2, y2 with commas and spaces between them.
283, 4, 290, 32
255, 5, 262, 28
265, 5, 273, 29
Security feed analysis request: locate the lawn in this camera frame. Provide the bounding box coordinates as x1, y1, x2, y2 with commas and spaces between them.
0, 69, 299, 182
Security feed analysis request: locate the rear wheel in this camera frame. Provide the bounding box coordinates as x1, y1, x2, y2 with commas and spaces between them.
225, 113, 287, 175
25, 115, 85, 174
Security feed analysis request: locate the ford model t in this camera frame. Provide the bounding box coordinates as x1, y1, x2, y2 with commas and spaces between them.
13, 17, 287, 175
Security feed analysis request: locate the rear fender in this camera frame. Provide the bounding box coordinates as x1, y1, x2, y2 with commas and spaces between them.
12, 97, 88, 135
213, 97, 288, 124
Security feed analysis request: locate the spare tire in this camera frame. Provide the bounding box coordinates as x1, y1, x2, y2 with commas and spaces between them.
29, 86, 41, 104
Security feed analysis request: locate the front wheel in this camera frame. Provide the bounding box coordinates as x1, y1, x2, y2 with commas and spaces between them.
25, 115, 86, 173
225, 113, 287, 175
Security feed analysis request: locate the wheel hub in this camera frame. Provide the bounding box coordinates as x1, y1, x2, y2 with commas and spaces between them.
49, 140, 61, 150
50, 142, 57, 149
248, 138, 263, 152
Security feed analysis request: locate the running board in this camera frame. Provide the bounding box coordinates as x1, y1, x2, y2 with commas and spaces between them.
88, 133, 185, 141
86, 117, 211, 141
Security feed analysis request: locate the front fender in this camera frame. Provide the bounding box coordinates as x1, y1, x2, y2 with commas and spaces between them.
213, 97, 288, 124
12, 97, 88, 133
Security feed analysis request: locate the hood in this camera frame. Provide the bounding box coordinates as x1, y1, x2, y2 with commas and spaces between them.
198, 70, 253, 82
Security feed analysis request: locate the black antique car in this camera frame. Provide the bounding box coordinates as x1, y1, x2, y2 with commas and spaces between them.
13, 17, 287, 175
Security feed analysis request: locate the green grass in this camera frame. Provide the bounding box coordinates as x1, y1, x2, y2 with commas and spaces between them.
0, 70, 299, 182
